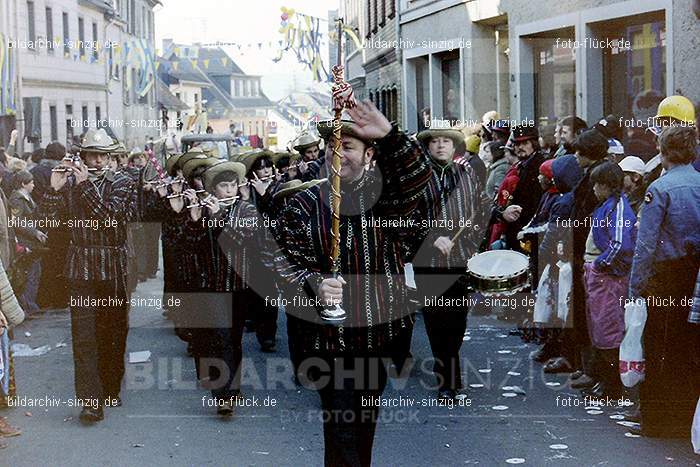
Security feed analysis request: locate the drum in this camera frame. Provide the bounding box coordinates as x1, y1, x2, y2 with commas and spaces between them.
466, 250, 530, 296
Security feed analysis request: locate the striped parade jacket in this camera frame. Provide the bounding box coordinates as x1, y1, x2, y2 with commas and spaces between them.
276, 125, 432, 355
411, 156, 488, 272
185, 200, 260, 293
36, 171, 136, 287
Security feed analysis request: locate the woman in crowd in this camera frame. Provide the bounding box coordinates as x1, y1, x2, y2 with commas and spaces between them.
483, 141, 509, 202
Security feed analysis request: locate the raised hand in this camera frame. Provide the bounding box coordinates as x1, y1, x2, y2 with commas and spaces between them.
345, 100, 392, 141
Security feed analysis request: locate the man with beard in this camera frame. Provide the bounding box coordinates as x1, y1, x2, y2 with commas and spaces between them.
488, 124, 545, 252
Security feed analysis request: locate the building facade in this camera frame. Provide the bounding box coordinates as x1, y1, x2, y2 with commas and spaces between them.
395, 0, 699, 155
342, 0, 402, 123
159, 41, 273, 143
399, 0, 508, 132
504, 0, 699, 158
12, 0, 159, 152
0, 0, 20, 146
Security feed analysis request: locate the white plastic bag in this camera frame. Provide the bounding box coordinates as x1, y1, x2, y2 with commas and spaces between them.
556, 261, 572, 324
619, 298, 647, 388
693, 397, 700, 454
533, 264, 553, 324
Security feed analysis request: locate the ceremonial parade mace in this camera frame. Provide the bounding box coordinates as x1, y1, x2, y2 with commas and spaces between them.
320, 18, 356, 323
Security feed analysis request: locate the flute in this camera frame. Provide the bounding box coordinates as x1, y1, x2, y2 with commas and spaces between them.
166, 189, 206, 199
51, 167, 101, 173
186, 195, 240, 209
146, 178, 183, 187
238, 173, 278, 187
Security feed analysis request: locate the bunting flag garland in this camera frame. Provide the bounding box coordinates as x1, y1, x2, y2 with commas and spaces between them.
273, 6, 329, 82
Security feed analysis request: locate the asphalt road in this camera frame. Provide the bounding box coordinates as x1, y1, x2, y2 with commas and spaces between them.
1, 272, 698, 466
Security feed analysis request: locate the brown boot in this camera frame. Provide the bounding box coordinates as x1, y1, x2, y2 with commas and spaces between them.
0, 417, 21, 437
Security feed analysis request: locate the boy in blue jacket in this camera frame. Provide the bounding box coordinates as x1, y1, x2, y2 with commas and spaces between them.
581, 161, 637, 399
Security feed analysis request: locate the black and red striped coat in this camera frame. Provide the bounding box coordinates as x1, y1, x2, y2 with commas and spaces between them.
276, 126, 432, 355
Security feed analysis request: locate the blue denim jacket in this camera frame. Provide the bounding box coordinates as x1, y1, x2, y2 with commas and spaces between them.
629, 164, 700, 297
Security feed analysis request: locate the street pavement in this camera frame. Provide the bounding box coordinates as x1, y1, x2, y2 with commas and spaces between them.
1, 271, 698, 466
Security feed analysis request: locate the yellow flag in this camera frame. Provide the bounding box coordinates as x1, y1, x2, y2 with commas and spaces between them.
343, 26, 363, 50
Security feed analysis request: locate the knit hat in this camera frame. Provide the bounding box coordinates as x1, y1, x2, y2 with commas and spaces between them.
464, 135, 481, 154
539, 159, 555, 179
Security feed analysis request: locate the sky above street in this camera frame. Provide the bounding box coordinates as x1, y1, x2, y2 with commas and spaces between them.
154, 0, 338, 100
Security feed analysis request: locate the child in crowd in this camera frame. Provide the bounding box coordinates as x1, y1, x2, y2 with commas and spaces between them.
9, 170, 46, 317
581, 161, 637, 399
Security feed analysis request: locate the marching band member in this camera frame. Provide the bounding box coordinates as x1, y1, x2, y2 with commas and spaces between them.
36, 128, 136, 424
412, 125, 487, 400
153, 154, 186, 318
239, 150, 280, 351
292, 131, 325, 181
293, 131, 322, 162
184, 161, 259, 417
268, 179, 326, 379
276, 101, 431, 466
272, 151, 302, 182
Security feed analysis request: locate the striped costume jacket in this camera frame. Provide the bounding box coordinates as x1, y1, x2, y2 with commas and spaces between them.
276, 125, 432, 355
411, 156, 488, 272
185, 200, 260, 293
36, 171, 136, 289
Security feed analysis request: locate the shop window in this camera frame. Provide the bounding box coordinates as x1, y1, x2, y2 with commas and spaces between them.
440, 50, 460, 121
414, 56, 430, 130
598, 12, 666, 159
532, 28, 576, 124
